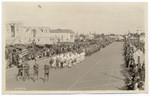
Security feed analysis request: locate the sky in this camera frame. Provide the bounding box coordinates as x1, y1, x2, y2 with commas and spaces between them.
3, 2, 147, 35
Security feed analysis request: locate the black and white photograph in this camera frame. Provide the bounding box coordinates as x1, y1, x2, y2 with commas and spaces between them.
2, 2, 148, 94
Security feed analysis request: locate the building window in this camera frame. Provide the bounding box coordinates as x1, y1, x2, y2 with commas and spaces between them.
9, 23, 15, 37
32, 29, 37, 37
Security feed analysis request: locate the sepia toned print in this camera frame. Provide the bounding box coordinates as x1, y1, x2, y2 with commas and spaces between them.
2, 2, 148, 94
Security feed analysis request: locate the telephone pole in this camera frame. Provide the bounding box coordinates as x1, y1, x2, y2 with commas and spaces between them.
118, 13, 120, 34
137, 27, 141, 69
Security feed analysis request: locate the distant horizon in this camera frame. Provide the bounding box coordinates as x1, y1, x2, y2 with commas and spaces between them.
3, 2, 147, 35
5, 20, 146, 35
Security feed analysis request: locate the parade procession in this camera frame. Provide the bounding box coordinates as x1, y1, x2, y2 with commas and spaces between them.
5, 23, 113, 82
2, 2, 147, 93
4, 22, 146, 91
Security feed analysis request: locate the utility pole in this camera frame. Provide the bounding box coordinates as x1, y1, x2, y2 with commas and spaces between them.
137, 27, 141, 69
128, 30, 131, 43
137, 27, 141, 50
118, 13, 120, 34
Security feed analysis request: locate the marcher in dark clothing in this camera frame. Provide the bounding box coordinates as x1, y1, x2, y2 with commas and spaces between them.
49, 58, 54, 68
23, 62, 30, 80
17, 63, 23, 80
44, 64, 50, 81
33, 61, 39, 81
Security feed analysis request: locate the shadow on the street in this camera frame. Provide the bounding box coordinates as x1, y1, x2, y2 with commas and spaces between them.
119, 63, 129, 90
102, 73, 124, 81
40, 77, 46, 82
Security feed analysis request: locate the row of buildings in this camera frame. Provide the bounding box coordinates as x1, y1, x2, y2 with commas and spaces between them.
6, 21, 75, 45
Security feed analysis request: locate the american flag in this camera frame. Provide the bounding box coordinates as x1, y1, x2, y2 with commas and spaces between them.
22, 49, 29, 57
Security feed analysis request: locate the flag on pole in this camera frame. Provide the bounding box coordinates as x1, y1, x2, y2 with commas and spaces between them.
38, 4, 41, 8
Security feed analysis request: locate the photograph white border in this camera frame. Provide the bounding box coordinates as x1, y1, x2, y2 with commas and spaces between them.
0, 0, 149, 96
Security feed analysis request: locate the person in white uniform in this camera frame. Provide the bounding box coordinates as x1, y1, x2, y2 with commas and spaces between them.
52, 56, 57, 69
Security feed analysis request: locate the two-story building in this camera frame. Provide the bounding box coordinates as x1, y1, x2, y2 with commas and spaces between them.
5, 22, 75, 45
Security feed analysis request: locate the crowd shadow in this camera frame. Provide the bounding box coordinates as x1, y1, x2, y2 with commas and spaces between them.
118, 63, 129, 90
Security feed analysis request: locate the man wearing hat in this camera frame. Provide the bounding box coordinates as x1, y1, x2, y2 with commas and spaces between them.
44, 64, 50, 81
33, 60, 39, 81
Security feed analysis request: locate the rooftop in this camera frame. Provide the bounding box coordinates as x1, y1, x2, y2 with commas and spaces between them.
50, 29, 75, 34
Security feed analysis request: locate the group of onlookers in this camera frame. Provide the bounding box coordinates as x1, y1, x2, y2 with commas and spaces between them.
123, 41, 145, 90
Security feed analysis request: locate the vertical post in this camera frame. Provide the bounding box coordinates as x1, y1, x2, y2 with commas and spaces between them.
128, 30, 130, 45
118, 13, 119, 34
137, 27, 141, 69
138, 32, 140, 50
34, 42, 35, 59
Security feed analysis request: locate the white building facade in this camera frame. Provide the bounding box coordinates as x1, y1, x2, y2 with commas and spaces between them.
6, 22, 75, 45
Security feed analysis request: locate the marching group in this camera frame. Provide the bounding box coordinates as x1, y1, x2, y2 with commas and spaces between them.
6, 40, 110, 68
17, 51, 86, 82
123, 41, 145, 90
6, 38, 113, 82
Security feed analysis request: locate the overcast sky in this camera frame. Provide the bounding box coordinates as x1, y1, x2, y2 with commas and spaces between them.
3, 2, 147, 35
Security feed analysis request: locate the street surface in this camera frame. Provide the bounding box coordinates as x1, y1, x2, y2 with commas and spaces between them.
6, 42, 126, 91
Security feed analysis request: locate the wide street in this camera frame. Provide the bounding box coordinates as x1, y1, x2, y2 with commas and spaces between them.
6, 42, 126, 91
